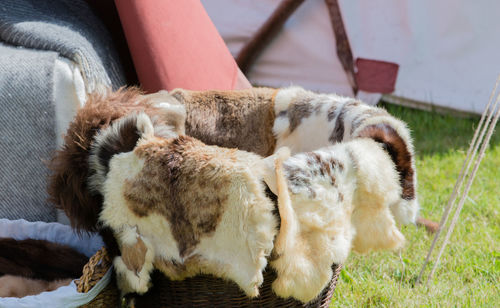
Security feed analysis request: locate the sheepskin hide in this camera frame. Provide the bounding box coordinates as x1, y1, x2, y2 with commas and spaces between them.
166, 87, 278, 156
47, 87, 186, 233
272, 86, 418, 225
261, 139, 405, 303
88, 113, 278, 297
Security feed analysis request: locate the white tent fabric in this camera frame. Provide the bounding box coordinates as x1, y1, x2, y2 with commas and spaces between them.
202, 0, 500, 114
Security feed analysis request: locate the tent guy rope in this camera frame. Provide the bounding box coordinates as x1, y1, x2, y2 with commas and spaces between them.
416, 75, 500, 285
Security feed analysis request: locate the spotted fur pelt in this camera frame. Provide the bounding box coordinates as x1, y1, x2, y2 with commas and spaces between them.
88, 113, 280, 297
261, 139, 405, 303
272, 87, 418, 226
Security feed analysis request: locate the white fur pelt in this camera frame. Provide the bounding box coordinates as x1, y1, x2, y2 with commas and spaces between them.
261, 139, 406, 303
88, 113, 279, 298
272, 86, 419, 226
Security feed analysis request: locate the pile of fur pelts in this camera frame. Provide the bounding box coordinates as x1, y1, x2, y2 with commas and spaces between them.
48, 86, 419, 303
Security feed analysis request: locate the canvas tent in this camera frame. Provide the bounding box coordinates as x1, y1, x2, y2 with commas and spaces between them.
201, 0, 500, 115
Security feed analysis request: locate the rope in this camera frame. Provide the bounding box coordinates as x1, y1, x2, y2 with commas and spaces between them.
416, 75, 500, 285
76, 247, 111, 293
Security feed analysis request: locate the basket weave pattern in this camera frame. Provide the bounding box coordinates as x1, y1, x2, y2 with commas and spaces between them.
76, 247, 341, 307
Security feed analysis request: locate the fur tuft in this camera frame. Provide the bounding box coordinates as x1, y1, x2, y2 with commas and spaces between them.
88, 113, 154, 195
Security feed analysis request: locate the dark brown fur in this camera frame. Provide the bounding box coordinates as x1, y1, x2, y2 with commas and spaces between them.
94, 115, 142, 175
171, 88, 277, 157
288, 99, 314, 133
329, 100, 363, 143
0, 238, 88, 280
357, 123, 415, 200
330, 106, 346, 143
124, 136, 232, 257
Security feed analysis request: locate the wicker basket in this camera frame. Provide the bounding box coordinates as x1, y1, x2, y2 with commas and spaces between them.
76, 247, 341, 307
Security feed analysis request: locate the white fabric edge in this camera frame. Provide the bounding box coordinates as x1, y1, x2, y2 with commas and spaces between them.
0, 269, 112, 308
52, 57, 86, 225
53, 57, 86, 149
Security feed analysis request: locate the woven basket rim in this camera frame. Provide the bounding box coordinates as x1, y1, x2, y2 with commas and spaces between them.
76, 247, 341, 307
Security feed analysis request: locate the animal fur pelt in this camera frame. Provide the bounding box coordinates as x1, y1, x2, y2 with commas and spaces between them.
0, 238, 88, 281
88, 113, 278, 297
272, 86, 418, 225
154, 86, 419, 225
49, 86, 418, 235
47, 86, 412, 302
0, 275, 72, 298
168, 87, 277, 156
260, 140, 405, 303
47, 87, 186, 233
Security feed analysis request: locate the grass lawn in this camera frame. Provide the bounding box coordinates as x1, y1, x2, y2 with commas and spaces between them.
331, 103, 500, 307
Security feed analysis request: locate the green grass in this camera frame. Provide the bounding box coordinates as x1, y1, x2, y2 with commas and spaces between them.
331, 103, 500, 307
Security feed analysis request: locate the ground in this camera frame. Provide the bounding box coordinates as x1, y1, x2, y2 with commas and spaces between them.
332, 103, 500, 307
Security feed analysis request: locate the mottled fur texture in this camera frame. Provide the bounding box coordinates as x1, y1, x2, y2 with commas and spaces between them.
261, 140, 405, 303
0, 238, 88, 281
0, 275, 72, 298
48, 88, 186, 233
166, 87, 277, 156
272, 86, 418, 225
89, 113, 278, 297
148, 86, 418, 225
49, 86, 418, 235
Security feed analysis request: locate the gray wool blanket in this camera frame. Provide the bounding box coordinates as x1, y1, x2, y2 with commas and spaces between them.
0, 0, 126, 92
0, 43, 58, 222
0, 0, 127, 222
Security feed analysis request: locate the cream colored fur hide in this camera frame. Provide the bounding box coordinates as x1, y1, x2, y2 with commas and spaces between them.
88, 113, 279, 297
272, 86, 418, 226
260, 139, 406, 303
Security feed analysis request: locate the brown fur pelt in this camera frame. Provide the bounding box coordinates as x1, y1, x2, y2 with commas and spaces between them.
47, 87, 185, 233
0, 238, 88, 281
88, 113, 278, 297
169, 87, 277, 157
0, 275, 72, 298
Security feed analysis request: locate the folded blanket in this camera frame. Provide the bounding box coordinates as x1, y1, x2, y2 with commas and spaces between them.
0, 0, 128, 222
0, 0, 126, 92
